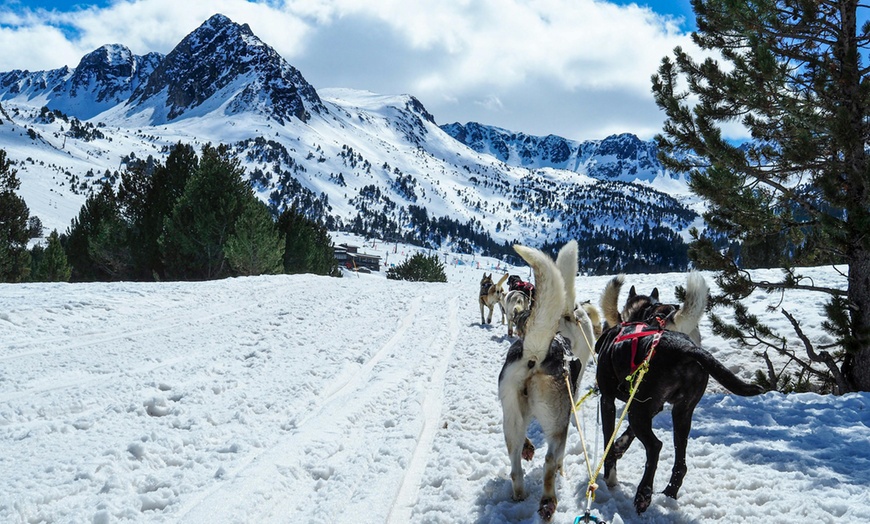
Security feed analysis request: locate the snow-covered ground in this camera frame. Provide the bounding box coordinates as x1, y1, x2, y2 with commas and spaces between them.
1, 239, 868, 523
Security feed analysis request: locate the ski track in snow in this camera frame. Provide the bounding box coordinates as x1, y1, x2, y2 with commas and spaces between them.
1, 254, 869, 524
177, 287, 460, 523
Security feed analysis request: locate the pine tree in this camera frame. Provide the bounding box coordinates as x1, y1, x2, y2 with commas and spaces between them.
30, 230, 71, 282
0, 148, 31, 282
114, 143, 198, 280
652, 0, 870, 392
160, 144, 249, 280
277, 206, 338, 276
65, 182, 130, 281
386, 252, 447, 282
225, 196, 283, 276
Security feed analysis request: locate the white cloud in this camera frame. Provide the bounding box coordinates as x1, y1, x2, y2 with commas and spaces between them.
0, 0, 709, 140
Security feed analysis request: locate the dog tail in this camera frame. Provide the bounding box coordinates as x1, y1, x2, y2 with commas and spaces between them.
513, 244, 565, 365
580, 302, 603, 340
691, 346, 765, 396
555, 240, 578, 318
673, 272, 708, 344
555, 240, 596, 362
496, 272, 509, 288
600, 274, 625, 328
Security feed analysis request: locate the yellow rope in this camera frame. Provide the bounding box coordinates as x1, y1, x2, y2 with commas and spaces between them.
586, 359, 651, 503
565, 375, 595, 482
566, 323, 661, 517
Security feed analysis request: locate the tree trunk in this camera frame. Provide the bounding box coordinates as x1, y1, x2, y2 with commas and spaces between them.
847, 250, 870, 390
839, 1, 870, 392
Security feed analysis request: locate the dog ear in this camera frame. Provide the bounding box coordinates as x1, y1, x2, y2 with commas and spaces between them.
651, 288, 659, 301
628, 285, 637, 298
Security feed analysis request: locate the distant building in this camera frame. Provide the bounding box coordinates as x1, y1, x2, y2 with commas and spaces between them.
334, 243, 381, 272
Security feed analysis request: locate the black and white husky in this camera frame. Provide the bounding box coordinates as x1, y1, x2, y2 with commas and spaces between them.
497, 241, 596, 522
601, 272, 709, 345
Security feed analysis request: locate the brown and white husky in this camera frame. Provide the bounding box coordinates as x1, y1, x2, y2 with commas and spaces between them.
497, 241, 596, 521
479, 273, 508, 325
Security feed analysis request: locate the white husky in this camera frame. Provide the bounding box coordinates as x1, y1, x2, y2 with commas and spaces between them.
497, 240, 596, 522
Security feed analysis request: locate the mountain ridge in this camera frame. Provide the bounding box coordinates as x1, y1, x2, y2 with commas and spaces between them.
0, 13, 699, 274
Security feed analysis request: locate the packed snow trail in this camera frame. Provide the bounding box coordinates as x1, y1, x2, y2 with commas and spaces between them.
1, 258, 869, 523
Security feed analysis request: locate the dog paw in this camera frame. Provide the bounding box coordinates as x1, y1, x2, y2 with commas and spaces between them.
538, 497, 557, 521
663, 483, 679, 499
634, 486, 653, 514
522, 438, 535, 461
604, 466, 618, 487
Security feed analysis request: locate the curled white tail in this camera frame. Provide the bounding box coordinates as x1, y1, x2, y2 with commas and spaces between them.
513, 244, 565, 364
673, 271, 709, 345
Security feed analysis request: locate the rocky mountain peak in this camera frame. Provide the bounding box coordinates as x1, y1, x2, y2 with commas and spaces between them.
130, 13, 325, 124
69, 44, 161, 104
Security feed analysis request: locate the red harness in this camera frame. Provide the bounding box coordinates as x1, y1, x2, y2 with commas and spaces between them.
613, 318, 666, 373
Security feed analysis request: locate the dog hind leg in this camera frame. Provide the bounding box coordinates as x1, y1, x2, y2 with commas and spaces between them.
600, 393, 619, 487
629, 410, 663, 514
538, 427, 567, 521
612, 426, 635, 460
501, 387, 529, 501
664, 400, 698, 499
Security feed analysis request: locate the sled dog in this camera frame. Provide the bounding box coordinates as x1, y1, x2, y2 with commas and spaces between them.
479, 273, 508, 325
595, 285, 764, 514
497, 241, 596, 521
577, 301, 603, 340
503, 290, 530, 338
600, 272, 709, 345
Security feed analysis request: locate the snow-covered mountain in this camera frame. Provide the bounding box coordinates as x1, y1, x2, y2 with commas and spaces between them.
0, 13, 701, 273
0, 45, 162, 120
441, 122, 668, 182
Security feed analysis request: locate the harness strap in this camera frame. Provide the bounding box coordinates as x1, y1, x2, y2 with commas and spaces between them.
613, 319, 666, 373
613, 323, 662, 373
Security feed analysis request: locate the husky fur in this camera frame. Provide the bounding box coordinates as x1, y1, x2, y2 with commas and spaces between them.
497, 241, 596, 521
595, 282, 763, 514
577, 301, 603, 340
479, 273, 508, 325
504, 290, 530, 338
600, 272, 709, 345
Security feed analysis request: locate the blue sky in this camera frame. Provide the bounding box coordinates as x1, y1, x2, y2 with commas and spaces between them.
0, 0, 701, 141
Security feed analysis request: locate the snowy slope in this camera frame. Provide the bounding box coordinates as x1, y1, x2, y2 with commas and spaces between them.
1, 239, 867, 523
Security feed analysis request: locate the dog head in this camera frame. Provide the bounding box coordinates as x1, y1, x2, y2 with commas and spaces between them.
480, 273, 494, 295
622, 285, 680, 326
